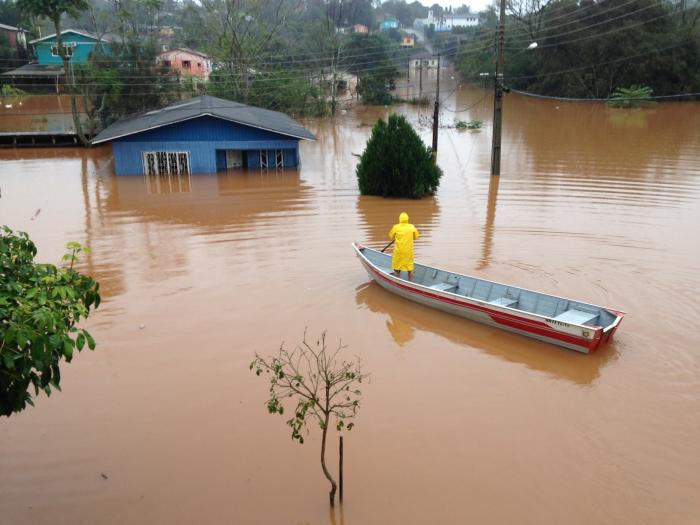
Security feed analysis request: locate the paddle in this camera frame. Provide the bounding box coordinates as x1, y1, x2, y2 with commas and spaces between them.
381, 239, 395, 253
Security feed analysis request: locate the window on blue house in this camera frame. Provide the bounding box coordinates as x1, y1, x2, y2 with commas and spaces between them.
50, 43, 75, 58
143, 151, 190, 175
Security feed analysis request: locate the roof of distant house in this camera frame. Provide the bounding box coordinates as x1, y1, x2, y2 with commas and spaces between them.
0, 23, 28, 32
29, 29, 117, 44
0, 63, 65, 77
92, 95, 317, 144
159, 47, 210, 59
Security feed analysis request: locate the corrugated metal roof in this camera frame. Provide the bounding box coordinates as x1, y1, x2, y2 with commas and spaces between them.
0, 63, 64, 77
29, 29, 119, 44
92, 96, 316, 144
158, 47, 210, 59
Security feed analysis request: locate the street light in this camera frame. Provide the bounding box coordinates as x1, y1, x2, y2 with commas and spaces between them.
491, 38, 538, 176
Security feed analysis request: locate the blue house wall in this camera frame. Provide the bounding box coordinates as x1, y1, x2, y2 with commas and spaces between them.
111, 115, 302, 175
34, 32, 112, 65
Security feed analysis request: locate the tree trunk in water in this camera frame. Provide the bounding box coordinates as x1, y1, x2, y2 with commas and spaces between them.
320, 413, 337, 506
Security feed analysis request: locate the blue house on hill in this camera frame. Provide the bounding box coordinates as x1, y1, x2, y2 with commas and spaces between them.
1, 30, 115, 90
92, 96, 316, 175
30, 29, 114, 65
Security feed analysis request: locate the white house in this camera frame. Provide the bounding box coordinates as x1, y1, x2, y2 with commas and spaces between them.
414, 10, 479, 32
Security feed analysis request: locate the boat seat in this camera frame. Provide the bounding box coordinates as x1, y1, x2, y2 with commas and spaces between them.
428, 282, 457, 293
488, 296, 518, 308
553, 309, 599, 325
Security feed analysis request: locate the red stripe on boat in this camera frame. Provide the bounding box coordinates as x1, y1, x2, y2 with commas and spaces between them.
362, 259, 599, 351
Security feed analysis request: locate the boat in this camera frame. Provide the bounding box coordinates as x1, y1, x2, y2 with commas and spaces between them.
352, 243, 625, 353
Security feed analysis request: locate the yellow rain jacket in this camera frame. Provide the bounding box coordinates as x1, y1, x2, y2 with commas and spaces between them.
388, 212, 420, 271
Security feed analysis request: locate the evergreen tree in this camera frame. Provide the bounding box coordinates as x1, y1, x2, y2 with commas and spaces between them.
356, 114, 442, 199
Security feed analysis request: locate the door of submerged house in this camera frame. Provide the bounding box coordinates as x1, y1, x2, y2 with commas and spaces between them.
226, 150, 244, 168
216, 149, 247, 170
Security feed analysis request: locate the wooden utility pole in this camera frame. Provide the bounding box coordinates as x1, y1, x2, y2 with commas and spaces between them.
406, 60, 410, 99
339, 435, 344, 503
419, 59, 423, 96
432, 53, 440, 160
491, 0, 506, 175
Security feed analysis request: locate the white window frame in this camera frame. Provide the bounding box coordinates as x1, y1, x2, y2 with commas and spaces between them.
142, 151, 190, 175
50, 43, 76, 57
260, 149, 268, 169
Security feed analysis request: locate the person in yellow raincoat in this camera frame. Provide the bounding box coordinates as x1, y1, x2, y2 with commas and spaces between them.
388, 212, 420, 281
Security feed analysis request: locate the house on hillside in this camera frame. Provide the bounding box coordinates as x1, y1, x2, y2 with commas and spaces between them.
91, 96, 316, 175
380, 18, 400, 31
0, 23, 28, 61
31, 29, 115, 65
157, 48, 212, 81
414, 10, 479, 32
353, 24, 369, 34
410, 53, 438, 69
1, 29, 115, 91
400, 36, 415, 48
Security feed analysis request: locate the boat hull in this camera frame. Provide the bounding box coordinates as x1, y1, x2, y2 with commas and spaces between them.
354, 244, 623, 353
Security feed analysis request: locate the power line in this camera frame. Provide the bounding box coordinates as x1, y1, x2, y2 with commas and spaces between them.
511, 88, 700, 101
504, 0, 670, 47
507, 3, 693, 50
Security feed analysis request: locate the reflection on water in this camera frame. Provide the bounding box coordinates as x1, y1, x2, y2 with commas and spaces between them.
146, 171, 192, 194
478, 174, 500, 270
105, 169, 309, 228
355, 282, 617, 385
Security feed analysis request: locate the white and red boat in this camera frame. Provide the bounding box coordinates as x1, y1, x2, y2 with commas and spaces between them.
353, 243, 625, 353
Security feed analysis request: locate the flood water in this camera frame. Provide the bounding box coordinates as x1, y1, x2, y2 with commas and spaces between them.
1, 80, 700, 524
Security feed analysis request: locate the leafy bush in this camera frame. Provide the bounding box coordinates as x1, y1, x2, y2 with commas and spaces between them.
455, 119, 482, 130
358, 73, 395, 105
607, 85, 655, 108
356, 114, 443, 198
0, 228, 100, 416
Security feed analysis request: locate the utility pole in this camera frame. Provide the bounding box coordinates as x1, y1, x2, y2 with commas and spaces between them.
432, 53, 440, 160
491, 0, 506, 176
406, 59, 410, 99
419, 58, 423, 96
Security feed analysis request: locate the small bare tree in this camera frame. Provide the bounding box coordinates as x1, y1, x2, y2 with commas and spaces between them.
250, 330, 368, 506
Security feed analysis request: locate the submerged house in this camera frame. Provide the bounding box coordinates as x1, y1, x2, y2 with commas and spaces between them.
92, 96, 316, 175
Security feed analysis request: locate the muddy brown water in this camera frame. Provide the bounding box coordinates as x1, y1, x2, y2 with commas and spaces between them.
1, 85, 699, 524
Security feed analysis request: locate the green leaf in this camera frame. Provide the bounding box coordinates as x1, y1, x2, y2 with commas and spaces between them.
76, 333, 85, 351
85, 331, 96, 350
17, 330, 29, 348
63, 339, 74, 360
3, 352, 16, 370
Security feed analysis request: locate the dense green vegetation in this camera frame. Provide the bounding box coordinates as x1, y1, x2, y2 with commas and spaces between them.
0, 228, 100, 417
2, 0, 699, 125
458, 0, 700, 99
74, 40, 187, 132
356, 114, 442, 199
